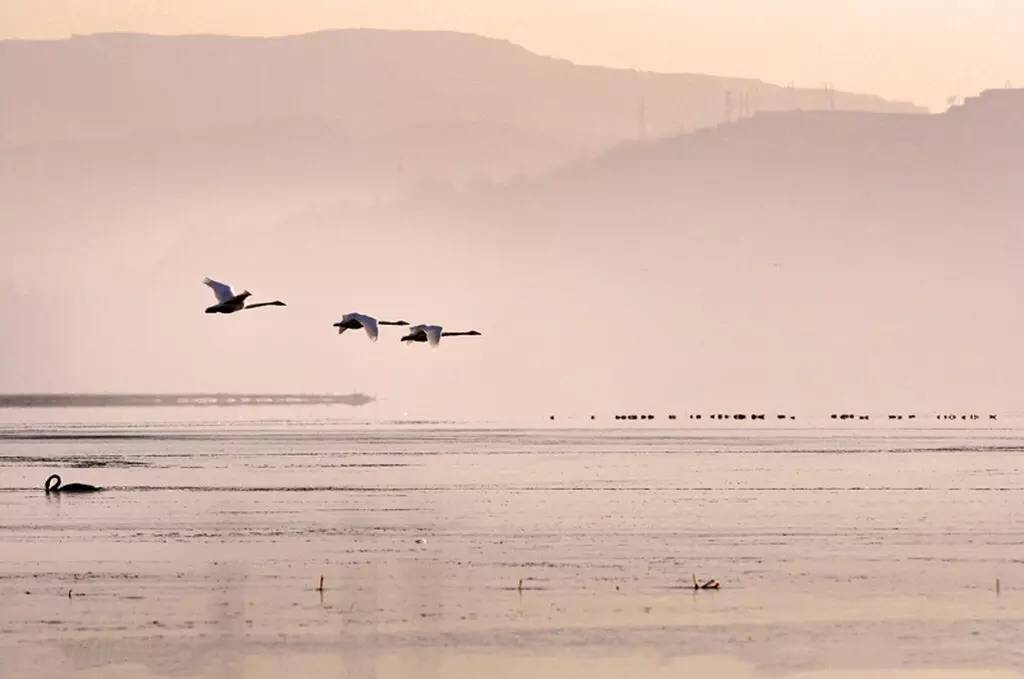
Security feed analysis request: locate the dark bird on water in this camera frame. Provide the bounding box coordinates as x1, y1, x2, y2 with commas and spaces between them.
203, 277, 286, 313
44, 474, 101, 494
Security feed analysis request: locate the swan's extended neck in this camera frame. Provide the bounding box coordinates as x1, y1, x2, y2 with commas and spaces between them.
244, 300, 286, 309
440, 330, 481, 336
45, 474, 61, 493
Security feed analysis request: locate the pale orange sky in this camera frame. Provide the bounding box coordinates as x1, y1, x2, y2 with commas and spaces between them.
2, 0, 1021, 111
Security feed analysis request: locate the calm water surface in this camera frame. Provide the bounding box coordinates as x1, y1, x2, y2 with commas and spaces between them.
1, 406, 1022, 678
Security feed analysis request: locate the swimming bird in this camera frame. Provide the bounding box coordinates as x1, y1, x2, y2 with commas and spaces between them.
44, 474, 101, 494
332, 313, 409, 341
400, 325, 481, 347
203, 278, 286, 314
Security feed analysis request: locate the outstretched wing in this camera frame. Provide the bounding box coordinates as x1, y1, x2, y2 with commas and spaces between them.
424, 325, 443, 347
360, 315, 379, 341
342, 312, 379, 341
203, 277, 235, 303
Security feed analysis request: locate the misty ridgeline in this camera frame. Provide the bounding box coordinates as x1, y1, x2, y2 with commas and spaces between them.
1, 31, 1020, 415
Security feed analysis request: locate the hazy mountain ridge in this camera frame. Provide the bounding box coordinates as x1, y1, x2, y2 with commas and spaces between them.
486, 88, 1024, 226
206, 89, 1019, 412
0, 29, 928, 253
0, 41, 1017, 413
1, 29, 922, 149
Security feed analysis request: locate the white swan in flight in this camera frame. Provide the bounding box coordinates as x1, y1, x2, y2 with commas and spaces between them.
401, 324, 482, 347
332, 312, 409, 341
203, 278, 286, 314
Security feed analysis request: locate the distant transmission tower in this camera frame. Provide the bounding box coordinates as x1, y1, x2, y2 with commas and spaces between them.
821, 82, 835, 110
723, 90, 734, 124
638, 96, 647, 139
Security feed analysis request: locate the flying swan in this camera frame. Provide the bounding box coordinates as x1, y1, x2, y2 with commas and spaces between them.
203, 278, 286, 314
401, 325, 482, 347
333, 313, 409, 341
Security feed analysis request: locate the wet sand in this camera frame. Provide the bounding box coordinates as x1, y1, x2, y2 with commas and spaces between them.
1, 412, 1023, 678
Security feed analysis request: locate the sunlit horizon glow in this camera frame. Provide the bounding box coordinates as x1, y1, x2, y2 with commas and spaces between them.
2, 0, 1022, 111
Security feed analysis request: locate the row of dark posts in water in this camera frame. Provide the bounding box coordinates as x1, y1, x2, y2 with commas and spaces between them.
548, 413, 792, 421
548, 412, 998, 421
831, 413, 996, 421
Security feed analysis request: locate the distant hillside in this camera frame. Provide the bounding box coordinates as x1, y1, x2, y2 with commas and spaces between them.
1, 29, 922, 150
529, 88, 1022, 227
164, 89, 1017, 413
1, 35, 1014, 413
0, 29, 925, 263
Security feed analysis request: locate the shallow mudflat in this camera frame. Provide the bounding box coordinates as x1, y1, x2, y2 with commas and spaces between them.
1, 411, 1023, 678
